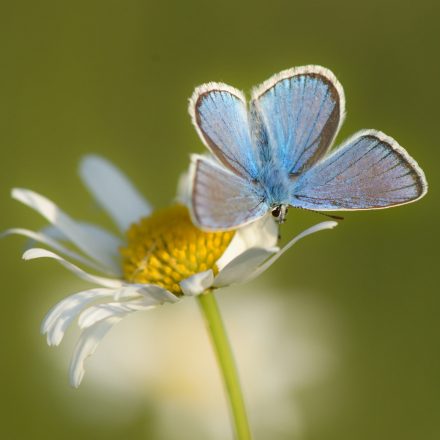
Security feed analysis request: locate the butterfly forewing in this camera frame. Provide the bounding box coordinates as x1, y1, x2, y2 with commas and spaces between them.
291, 130, 427, 210
191, 156, 267, 231
189, 83, 259, 180
251, 66, 344, 175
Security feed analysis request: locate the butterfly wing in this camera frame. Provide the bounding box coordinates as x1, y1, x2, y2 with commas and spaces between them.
189, 83, 260, 180
251, 65, 345, 174
290, 130, 427, 210
190, 155, 267, 231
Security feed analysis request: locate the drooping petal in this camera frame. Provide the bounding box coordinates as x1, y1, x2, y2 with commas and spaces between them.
112, 283, 179, 304
42, 288, 116, 346
78, 298, 157, 328
133, 284, 180, 304
214, 247, 278, 288
69, 317, 121, 388
23, 248, 123, 288
41, 283, 175, 346
1, 228, 106, 273
180, 270, 214, 296
241, 221, 338, 283
217, 214, 278, 270
69, 285, 176, 387
79, 155, 152, 232
12, 188, 122, 272
78, 284, 178, 328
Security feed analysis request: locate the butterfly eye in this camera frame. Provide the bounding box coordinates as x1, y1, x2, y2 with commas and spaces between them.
271, 206, 281, 218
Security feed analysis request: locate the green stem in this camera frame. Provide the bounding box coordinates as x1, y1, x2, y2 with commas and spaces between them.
197, 290, 252, 440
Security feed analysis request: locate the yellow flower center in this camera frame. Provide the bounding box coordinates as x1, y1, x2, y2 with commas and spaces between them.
120, 205, 235, 295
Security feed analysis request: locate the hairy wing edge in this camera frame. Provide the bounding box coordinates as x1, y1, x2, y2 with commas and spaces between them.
291, 129, 428, 211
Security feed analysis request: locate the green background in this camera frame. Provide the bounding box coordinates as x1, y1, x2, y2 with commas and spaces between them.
1, 0, 438, 439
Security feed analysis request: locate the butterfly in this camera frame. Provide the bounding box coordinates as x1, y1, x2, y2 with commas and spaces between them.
188, 65, 428, 231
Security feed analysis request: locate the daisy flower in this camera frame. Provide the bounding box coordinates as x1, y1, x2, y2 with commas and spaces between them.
3, 155, 336, 389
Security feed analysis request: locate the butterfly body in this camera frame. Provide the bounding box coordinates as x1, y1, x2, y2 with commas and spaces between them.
189, 66, 427, 231
258, 164, 290, 204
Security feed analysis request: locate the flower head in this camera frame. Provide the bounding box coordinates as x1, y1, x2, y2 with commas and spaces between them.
3, 155, 337, 387
121, 204, 234, 294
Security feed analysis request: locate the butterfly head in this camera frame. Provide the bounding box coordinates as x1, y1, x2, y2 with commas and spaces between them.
271, 204, 289, 223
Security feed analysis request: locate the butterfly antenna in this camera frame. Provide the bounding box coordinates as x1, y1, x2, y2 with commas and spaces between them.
294, 205, 344, 220
312, 210, 344, 221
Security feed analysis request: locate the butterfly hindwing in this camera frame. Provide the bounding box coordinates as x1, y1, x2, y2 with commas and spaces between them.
291, 130, 427, 210
251, 65, 345, 175
190, 156, 268, 231
189, 83, 259, 180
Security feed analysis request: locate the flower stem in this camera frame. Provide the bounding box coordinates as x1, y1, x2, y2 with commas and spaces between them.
197, 290, 252, 440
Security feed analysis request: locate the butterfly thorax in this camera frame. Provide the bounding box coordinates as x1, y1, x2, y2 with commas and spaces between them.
257, 159, 292, 207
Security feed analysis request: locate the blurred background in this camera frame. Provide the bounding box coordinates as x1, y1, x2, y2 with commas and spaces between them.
1, 0, 439, 439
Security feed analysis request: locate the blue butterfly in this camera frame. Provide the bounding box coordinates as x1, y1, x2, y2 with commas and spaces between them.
188, 65, 428, 230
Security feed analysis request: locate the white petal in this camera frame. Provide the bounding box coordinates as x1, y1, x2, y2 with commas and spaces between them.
79, 155, 152, 232
23, 248, 123, 288
12, 188, 122, 272
217, 214, 279, 270
180, 270, 214, 296
22, 224, 121, 276
38, 224, 68, 241
78, 298, 156, 328
214, 247, 278, 288
239, 213, 279, 248
70, 286, 175, 387
131, 284, 180, 304
175, 169, 191, 206
75, 222, 123, 275
79, 284, 178, 328
1, 228, 106, 273
242, 221, 338, 283
69, 317, 120, 387
42, 288, 115, 346
112, 284, 143, 301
